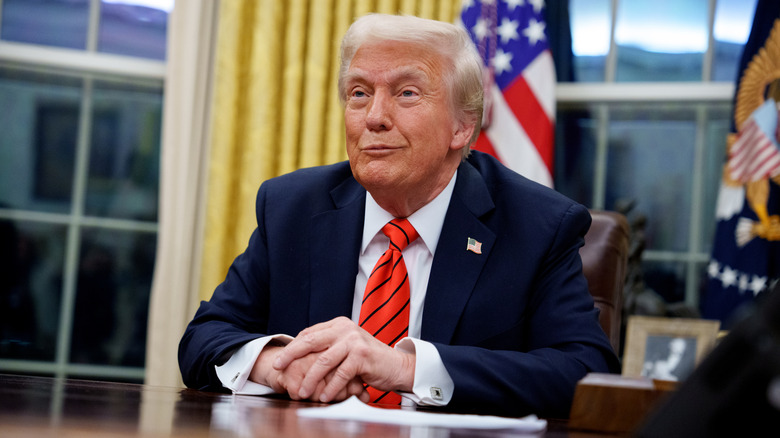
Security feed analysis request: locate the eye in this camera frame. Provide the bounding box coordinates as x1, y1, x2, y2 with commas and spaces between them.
346, 87, 369, 108
348, 86, 369, 99
401, 89, 417, 97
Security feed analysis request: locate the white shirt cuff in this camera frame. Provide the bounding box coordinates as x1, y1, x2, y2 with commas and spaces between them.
395, 338, 453, 406
214, 334, 293, 395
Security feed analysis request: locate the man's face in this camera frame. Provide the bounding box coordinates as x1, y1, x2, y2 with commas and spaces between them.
343, 40, 473, 212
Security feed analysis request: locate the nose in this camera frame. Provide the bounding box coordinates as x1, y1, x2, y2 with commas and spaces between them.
365, 91, 392, 131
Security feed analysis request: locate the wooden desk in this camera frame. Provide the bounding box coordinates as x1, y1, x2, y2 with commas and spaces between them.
0, 374, 619, 437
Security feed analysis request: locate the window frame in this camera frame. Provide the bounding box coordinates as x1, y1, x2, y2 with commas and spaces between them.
0, 0, 167, 381
557, 0, 746, 311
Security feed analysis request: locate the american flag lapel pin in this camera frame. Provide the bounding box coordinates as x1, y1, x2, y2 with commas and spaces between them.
466, 237, 482, 254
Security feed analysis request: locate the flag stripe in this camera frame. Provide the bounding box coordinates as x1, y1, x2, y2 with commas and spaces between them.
745, 143, 777, 176
523, 50, 556, 120
474, 131, 499, 157
503, 75, 554, 171
728, 118, 780, 182
485, 83, 553, 187
460, 1, 555, 187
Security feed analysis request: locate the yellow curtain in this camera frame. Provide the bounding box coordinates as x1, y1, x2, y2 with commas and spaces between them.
199, 0, 462, 301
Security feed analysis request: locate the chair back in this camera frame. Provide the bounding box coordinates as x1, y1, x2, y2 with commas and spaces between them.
580, 210, 630, 353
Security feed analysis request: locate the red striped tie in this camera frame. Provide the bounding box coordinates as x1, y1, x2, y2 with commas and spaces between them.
359, 218, 419, 404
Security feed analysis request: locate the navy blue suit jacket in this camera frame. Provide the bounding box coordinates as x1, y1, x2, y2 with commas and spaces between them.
179, 151, 620, 418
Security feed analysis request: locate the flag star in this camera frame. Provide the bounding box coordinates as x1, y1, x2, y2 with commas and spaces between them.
497, 18, 520, 44
504, 0, 525, 11
707, 260, 720, 278
720, 266, 738, 288
749, 275, 767, 296
492, 48, 513, 74
473, 18, 490, 41
461, 0, 476, 10
738, 273, 750, 292
528, 0, 545, 13
523, 18, 547, 45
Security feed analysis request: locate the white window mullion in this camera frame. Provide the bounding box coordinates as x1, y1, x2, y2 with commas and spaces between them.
685, 105, 710, 309
87, 0, 101, 53
55, 78, 95, 378
702, 0, 717, 82
592, 104, 609, 210
605, 0, 620, 83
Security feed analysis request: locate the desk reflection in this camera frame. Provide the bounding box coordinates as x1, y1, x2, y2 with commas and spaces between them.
0, 374, 599, 437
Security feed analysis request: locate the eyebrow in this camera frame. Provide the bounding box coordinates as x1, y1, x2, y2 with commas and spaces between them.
343, 66, 430, 88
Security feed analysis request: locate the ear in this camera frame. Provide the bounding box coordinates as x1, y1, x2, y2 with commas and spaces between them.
450, 117, 477, 152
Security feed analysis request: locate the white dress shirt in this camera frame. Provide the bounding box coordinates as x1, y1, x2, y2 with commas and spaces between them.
215, 172, 458, 406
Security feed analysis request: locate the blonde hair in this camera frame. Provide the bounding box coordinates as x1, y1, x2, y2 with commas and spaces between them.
338, 14, 483, 155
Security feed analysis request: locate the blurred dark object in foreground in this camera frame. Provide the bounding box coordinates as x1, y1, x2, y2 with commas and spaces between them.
636, 282, 780, 437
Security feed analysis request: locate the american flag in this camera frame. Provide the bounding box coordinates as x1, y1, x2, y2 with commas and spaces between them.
460, 0, 555, 187
466, 237, 483, 254
727, 98, 780, 183
703, 0, 780, 327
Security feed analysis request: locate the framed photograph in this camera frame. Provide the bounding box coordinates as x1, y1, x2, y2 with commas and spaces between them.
622, 316, 720, 381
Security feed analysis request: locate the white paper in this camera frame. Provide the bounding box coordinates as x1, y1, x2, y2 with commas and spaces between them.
297, 396, 547, 432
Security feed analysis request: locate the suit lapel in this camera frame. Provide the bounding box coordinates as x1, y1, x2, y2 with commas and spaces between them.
422, 160, 496, 344
309, 177, 365, 324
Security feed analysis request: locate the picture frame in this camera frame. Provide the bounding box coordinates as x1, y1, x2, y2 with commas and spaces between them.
622, 315, 720, 381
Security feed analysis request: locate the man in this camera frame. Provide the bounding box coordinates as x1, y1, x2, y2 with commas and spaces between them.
179, 13, 620, 418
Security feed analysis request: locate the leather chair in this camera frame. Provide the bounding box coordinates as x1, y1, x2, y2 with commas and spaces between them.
580, 210, 630, 353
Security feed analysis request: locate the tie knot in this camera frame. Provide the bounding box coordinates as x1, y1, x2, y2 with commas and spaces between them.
382, 218, 419, 252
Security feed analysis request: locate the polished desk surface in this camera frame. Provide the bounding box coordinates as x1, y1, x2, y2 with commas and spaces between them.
0, 374, 621, 437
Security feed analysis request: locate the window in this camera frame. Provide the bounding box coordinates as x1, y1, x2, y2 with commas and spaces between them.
557, 0, 757, 313
0, 0, 171, 382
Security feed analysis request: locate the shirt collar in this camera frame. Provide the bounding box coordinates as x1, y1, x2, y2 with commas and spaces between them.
362, 171, 457, 256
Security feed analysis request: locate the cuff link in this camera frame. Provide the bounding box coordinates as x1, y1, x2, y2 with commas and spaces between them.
430, 387, 443, 400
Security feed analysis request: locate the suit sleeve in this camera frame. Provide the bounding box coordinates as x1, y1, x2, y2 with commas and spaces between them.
433, 203, 621, 418
178, 186, 274, 391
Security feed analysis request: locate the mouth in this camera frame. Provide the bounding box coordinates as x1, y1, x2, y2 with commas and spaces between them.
362, 144, 401, 155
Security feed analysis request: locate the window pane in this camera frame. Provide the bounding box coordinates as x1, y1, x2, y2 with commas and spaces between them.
85, 80, 162, 221
640, 260, 687, 308
615, 0, 708, 82
569, 0, 611, 82
0, 220, 66, 361
1, 0, 89, 50
605, 106, 697, 252
712, 0, 758, 81
0, 65, 82, 214
555, 105, 598, 205
98, 0, 173, 60
701, 106, 732, 252
70, 229, 156, 367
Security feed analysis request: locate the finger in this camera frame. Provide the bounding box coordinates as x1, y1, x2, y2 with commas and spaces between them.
274, 354, 314, 399
273, 319, 345, 370
309, 367, 361, 403
328, 378, 367, 403
317, 352, 362, 402
298, 342, 350, 400
265, 368, 285, 394
275, 371, 302, 400
308, 367, 341, 402
309, 379, 328, 402
346, 378, 368, 399
357, 386, 371, 404
272, 332, 324, 371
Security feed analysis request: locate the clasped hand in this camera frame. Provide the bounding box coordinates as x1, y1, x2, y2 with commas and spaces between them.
250, 317, 415, 403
